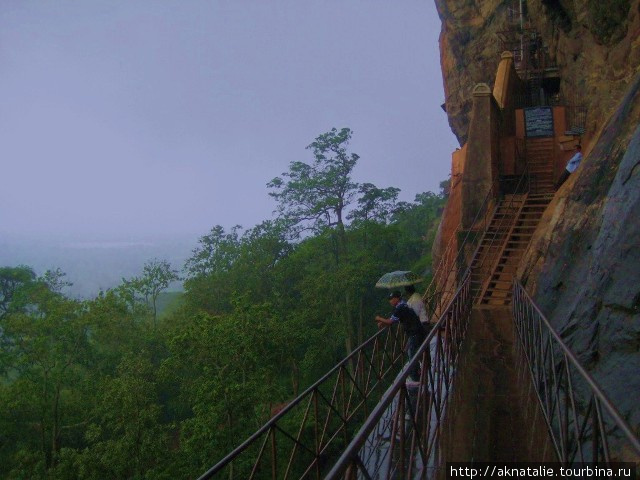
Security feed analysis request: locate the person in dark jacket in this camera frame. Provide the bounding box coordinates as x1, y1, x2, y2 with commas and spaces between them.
375, 290, 425, 383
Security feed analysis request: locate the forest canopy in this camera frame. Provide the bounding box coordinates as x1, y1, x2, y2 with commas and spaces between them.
0, 128, 446, 479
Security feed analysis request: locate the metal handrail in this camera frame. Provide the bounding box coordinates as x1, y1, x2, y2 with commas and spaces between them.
326, 271, 473, 479
197, 320, 407, 479
423, 184, 495, 319
512, 280, 640, 464
425, 144, 532, 314
469, 162, 530, 303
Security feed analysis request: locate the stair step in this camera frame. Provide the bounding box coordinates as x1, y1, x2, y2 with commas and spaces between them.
495, 267, 518, 274
498, 258, 521, 264
481, 299, 512, 305
483, 284, 514, 291
483, 293, 511, 300
484, 288, 512, 294
484, 284, 512, 291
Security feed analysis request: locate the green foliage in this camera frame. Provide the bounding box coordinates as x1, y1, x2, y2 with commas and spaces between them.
184, 220, 290, 315
267, 127, 359, 240
120, 259, 180, 329
0, 288, 89, 477
0, 265, 36, 318
439, 178, 451, 198
76, 354, 169, 480
348, 183, 400, 225
155, 291, 183, 319
0, 127, 448, 478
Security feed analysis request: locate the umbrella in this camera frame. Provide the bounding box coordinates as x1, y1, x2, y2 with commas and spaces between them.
375, 270, 423, 289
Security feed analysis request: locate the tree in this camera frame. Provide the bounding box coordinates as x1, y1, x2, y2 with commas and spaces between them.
183, 226, 244, 315
161, 300, 287, 476
267, 123, 363, 350
0, 265, 36, 319
267, 127, 359, 257
75, 353, 169, 480
267, 128, 417, 356
348, 183, 400, 225
41, 268, 73, 294
439, 178, 451, 198
0, 288, 89, 476
138, 259, 180, 330
185, 225, 243, 278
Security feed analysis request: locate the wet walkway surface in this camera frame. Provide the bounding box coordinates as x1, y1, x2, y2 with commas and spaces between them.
440, 306, 555, 463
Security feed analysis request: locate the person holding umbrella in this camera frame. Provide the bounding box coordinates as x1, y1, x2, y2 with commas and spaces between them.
375, 270, 429, 332
375, 290, 425, 384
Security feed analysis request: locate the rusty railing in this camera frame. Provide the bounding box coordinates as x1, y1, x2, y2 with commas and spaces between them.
326, 271, 473, 479
469, 163, 530, 303
512, 280, 640, 465
423, 186, 495, 321
197, 323, 407, 479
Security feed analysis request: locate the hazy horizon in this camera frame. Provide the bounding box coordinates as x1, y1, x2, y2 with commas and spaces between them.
0, 233, 192, 298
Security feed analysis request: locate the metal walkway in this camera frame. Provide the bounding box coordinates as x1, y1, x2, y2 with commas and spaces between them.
197, 273, 640, 479
197, 164, 640, 478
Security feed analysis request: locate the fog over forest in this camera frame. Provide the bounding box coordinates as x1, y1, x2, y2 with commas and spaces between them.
0, 3, 461, 477
0, 234, 190, 298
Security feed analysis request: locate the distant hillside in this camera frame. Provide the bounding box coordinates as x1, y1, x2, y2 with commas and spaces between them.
157, 291, 185, 318
0, 235, 194, 298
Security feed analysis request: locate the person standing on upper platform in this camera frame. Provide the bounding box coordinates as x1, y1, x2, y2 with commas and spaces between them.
556, 144, 582, 189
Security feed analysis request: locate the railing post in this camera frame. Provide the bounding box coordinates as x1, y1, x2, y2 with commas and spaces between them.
512, 279, 640, 468
592, 397, 600, 462
314, 390, 320, 479
270, 426, 277, 480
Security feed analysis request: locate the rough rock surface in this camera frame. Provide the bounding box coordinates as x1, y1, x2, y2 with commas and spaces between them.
436, 0, 640, 443
518, 73, 640, 433
436, 0, 640, 145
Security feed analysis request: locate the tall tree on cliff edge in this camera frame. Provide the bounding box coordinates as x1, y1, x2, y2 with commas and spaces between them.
267, 127, 359, 262
268, 127, 361, 354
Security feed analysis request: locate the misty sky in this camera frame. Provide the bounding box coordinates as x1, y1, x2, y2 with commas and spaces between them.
1, 1, 458, 241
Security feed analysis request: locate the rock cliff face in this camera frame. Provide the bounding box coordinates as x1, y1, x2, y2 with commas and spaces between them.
436, 0, 640, 441
518, 74, 640, 432
436, 0, 640, 145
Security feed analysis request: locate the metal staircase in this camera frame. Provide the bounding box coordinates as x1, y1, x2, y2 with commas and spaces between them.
526, 137, 555, 193
470, 194, 525, 302
472, 192, 553, 306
